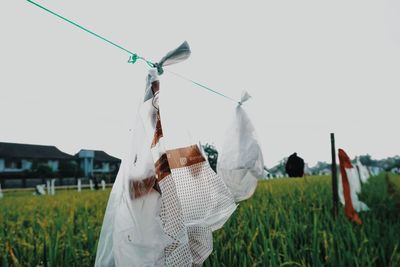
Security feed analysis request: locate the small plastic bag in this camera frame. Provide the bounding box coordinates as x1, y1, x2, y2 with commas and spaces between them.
217, 92, 265, 202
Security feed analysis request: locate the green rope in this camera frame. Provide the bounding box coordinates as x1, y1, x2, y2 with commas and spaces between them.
26, 0, 238, 104
165, 70, 239, 104
26, 0, 153, 66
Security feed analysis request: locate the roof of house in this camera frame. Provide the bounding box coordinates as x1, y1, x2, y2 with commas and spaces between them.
93, 150, 120, 162
75, 149, 120, 163
0, 142, 73, 160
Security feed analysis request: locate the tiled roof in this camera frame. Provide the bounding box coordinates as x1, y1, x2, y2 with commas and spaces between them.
0, 142, 73, 160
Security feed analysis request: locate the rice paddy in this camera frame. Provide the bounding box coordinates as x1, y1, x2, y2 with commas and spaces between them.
1, 174, 399, 266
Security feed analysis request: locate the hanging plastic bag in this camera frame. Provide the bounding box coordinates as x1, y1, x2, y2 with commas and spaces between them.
217, 92, 265, 202
95, 109, 170, 267
355, 158, 370, 184
96, 42, 237, 266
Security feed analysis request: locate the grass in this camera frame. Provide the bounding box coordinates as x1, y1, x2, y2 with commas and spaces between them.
0, 190, 107, 266
1, 174, 399, 266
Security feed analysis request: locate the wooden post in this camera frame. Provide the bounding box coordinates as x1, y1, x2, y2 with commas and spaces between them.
330, 133, 339, 218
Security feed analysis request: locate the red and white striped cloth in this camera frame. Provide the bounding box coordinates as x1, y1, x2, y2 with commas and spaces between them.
338, 149, 369, 225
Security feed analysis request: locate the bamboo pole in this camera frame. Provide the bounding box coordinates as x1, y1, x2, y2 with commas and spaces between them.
331, 133, 339, 218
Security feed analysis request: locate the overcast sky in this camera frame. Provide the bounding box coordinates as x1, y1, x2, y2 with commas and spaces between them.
1, 0, 399, 167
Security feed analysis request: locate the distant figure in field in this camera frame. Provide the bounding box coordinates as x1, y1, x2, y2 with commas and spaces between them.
285, 153, 305, 177
94, 177, 99, 190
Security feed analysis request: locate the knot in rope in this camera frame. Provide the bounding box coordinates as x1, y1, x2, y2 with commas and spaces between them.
153, 63, 164, 75
127, 54, 138, 64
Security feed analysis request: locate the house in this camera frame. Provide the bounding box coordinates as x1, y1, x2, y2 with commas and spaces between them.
0, 142, 121, 188
75, 149, 120, 177
318, 168, 332, 176
0, 142, 73, 173
0, 142, 121, 177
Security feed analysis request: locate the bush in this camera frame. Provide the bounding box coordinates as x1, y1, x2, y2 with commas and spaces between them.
59, 160, 82, 177
35, 165, 55, 178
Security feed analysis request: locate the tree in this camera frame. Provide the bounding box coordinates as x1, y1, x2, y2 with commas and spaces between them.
310, 161, 331, 175
202, 143, 218, 172
59, 160, 83, 177
358, 154, 375, 166
35, 165, 54, 178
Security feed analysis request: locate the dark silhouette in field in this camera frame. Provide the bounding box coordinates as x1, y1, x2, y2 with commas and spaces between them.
94, 177, 99, 190
285, 153, 305, 177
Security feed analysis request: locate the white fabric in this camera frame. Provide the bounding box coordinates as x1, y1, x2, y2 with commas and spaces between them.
95, 42, 263, 266
239, 91, 251, 105
338, 175, 344, 205
0, 184, 3, 199
159, 41, 191, 67
96, 69, 237, 266
338, 168, 369, 212
144, 69, 159, 102
96, 104, 168, 267
158, 72, 237, 264
355, 159, 370, 183
217, 91, 265, 202
36, 184, 46, 195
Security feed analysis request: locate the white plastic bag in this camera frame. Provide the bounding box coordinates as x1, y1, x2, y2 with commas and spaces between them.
355, 159, 370, 184
217, 92, 265, 202
96, 42, 239, 266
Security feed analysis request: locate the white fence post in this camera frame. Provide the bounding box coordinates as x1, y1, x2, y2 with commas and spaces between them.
51, 179, 56, 195
46, 180, 51, 195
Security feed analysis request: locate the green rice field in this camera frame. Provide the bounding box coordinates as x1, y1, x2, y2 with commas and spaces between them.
1, 174, 399, 266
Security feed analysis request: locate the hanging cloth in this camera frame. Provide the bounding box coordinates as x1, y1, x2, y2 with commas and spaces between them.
355, 158, 370, 184
217, 92, 265, 202
96, 42, 237, 266
338, 149, 369, 225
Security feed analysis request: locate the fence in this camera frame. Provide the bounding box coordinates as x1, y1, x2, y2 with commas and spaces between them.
0, 175, 117, 189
